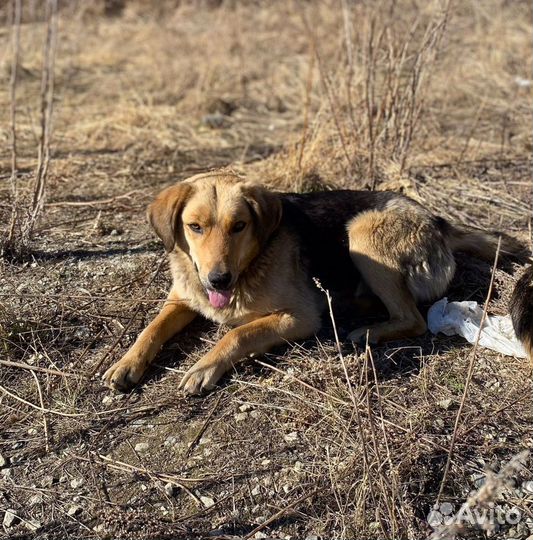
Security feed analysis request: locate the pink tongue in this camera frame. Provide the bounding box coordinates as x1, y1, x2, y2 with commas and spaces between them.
208, 289, 232, 309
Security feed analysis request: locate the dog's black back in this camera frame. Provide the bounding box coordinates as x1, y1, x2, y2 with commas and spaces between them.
280, 190, 406, 291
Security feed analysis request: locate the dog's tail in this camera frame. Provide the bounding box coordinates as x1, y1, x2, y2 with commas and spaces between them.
445, 222, 525, 261
510, 264, 533, 359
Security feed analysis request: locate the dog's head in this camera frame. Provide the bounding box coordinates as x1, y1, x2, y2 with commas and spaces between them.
148, 172, 282, 308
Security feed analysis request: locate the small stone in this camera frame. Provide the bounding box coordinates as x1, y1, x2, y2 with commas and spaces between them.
0, 453, 7, 468
261, 459, 271, 466
250, 410, 261, 419
3, 509, 18, 528
239, 404, 252, 412
200, 495, 215, 508
93, 524, 105, 533
134, 442, 149, 453
470, 473, 485, 488
294, 461, 303, 472
254, 533, 268, 539
102, 396, 114, 406
437, 398, 453, 410
67, 505, 82, 516
251, 485, 261, 496
234, 412, 248, 422
284, 432, 298, 443
522, 480, 533, 494
70, 477, 84, 489
283, 484, 291, 493
164, 483, 175, 497
28, 493, 43, 506
24, 519, 41, 532
41, 475, 55, 487
164, 436, 177, 447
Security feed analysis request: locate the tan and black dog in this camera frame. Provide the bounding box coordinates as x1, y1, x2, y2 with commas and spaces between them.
103, 171, 532, 394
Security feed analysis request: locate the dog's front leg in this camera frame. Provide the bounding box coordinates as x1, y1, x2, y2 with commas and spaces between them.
103, 292, 197, 391
179, 311, 317, 394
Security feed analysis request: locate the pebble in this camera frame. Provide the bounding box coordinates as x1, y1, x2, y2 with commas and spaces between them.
67, 505, 82, 516
164, 436, 177, 447
3, 509, 18, 528
164, 483, 175, 497
284, 432, 298, 443
200, 495, 215, 508
234, 412, 248, 422
239, 404, 252, 412
70, 478, 84, 489
251, 485, 261, 496
522, 480, 533, 494
102, 396, 114, 406
24, 519, 41, 532
28, 493, 43, 506
134, 442, 149, 453
437, 398, 453, 410
1, 468, 12, 478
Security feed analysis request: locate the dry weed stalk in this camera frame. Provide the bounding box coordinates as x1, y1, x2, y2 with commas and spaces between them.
437, 238, 501, 502
2, 0, 58, 257
25, 0, 59, 241
4, 0, 22, 253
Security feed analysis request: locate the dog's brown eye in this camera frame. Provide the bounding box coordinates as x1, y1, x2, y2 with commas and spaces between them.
188, 223, 203, 234
232, 221, 246, 233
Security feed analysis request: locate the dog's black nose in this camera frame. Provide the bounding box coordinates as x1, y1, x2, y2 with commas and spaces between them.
208, 271, 232, 290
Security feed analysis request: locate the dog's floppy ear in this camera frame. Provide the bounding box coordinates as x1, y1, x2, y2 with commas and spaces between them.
147, 182, 192, 252
242, 183, 282, 246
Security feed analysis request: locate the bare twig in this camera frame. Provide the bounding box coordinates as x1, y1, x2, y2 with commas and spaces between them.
30, 370, 50, 452
0, 359, 77, 378
0, 384, 85, 418
243, 489, 318, 539
5, 0, 22, 252
436, 237, 502, 502
24, 0, 59, 242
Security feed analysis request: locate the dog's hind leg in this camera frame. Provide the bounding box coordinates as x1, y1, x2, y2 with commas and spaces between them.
346, 209, 456, 344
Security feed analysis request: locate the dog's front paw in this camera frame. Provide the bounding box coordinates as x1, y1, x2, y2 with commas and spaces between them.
178, 358, 227, 395
103, 355, 146, 391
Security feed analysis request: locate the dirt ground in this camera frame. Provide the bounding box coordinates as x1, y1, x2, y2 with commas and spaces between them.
0, 1, 532, 539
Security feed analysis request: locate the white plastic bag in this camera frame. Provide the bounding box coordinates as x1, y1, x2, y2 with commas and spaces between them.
427, 297, 527, 358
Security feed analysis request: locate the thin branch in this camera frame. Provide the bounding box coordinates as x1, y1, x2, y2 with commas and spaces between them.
436, 237, 502, 502
5, 0, 22, 251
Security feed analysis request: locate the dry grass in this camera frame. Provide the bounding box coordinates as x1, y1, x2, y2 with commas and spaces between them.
0, 1, 532, 539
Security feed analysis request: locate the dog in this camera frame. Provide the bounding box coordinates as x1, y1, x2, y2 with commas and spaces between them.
103, 171, 532, 394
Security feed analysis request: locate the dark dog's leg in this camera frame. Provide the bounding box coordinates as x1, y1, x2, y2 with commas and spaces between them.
103, 292, 197, 390
179, 311, 319, 394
